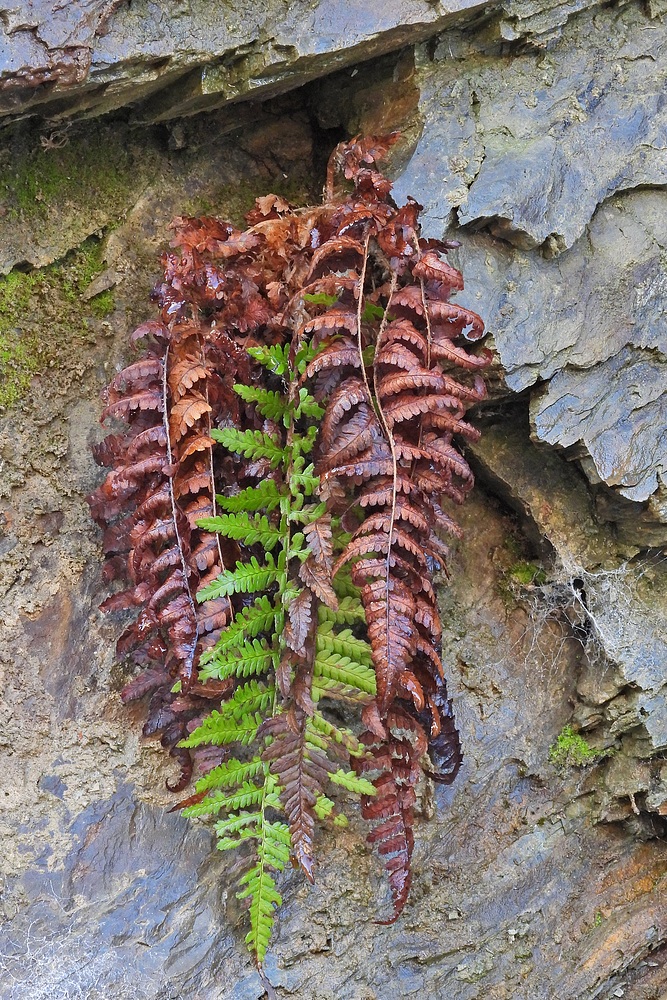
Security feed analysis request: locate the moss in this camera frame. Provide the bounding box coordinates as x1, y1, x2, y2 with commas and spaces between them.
0, 270, 42, 407
0, 127, 140, 224
89, 290, 115, 318
509, 561, 548, 587
0, 236, 116, 408
548, 725, 607, 769
58, 238, 106, 300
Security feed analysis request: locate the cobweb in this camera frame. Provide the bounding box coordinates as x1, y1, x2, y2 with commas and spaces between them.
507, 550, 667, 684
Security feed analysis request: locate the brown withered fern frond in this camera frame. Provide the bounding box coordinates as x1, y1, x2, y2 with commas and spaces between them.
89, 239, 253, 788
304, 139, 490, 917
89, 133, 489, 959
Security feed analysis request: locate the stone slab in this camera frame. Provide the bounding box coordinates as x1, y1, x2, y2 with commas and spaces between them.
0, 0, 489, 122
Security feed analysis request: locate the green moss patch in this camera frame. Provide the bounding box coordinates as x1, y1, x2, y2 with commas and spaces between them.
509, 561, 548, 587
548, 725, 608, 769
0, 237, 116, 408
0, 126, 139, 225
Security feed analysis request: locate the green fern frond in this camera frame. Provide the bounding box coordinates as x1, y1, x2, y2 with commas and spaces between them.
302, 292, 337, 306
214, 805, 282, 845
306, 713, 367, 757
197, 555, 279, 601
181, 682, 275, 747
329, 769, 376, 795
312, 675, 373, 705
362, 301, 387, 322
216, 480, 281, 513
289, 500, 327, 524
183, 328, 379, 967
238, 821, 291, 963
314, 650, 377, 695
223, 680, 276, 721
289, 457, 319, 496
199, 638, 275, 682
291, 425, 319, 458
197, 512, 282, 549
180, 712, 262, 747
212, 427, 286, 467
295, 387, 324, 420
315, 621, 373, 665
314, 792, 349, 827
330, 565, 362, 599
200, 597, 280, 664
314, 792, 335, 820
247, 343, 289, 375
295, 343, 318, 375
216, 826, 261, 850
182, 780, 266, 818
318, 596, 366, 625
195, 757, 265, 794
233, 383, 288, 421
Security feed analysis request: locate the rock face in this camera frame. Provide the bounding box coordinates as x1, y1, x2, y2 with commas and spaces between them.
1, 1, 666, 998
0, 0, 489, 120
0, 0, 625, 122
389, 1, 667, 517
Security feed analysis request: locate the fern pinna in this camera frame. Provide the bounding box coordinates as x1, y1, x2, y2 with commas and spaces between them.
89, 134, 490, 965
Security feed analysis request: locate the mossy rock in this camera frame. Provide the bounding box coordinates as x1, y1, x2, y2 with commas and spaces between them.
548, 725, 609, 769
0, 237, 115, 408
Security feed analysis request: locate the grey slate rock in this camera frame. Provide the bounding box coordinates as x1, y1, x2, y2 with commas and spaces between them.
450, 188, 667, 511
394, 2, 667, 252
469, 420, 667, 760
390, 2, 667, 513
0, 0, 490, 122
531, 346, 667, 503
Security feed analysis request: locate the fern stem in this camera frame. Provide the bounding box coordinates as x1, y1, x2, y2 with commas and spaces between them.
161, 341, 200, 684
371, 273, 400, 716
355, 233, 375, 414
201, 337, 233, 622
415, 273, 433, 457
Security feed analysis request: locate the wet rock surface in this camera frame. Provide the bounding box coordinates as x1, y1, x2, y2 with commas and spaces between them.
1, 1, 666, 997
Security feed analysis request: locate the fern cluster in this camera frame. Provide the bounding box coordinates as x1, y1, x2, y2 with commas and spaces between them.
175, 338, 376, 960
89, 135, 489, 967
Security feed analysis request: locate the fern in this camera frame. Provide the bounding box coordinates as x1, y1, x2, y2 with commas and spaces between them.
216, 480, 282, 513
199, 596, 280, 660
232, 383, 288, 422
181, 329, 376, 965
198, 555, 279, 600
91, 134, 486, 969
198, 639, 275, 682
197, 512, 283, 549
212, 427, 286, 467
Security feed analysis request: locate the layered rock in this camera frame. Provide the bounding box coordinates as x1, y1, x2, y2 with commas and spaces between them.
388, 1, 667, 526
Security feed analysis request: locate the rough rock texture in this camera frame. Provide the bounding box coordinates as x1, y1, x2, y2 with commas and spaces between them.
388, 2, 667, 519
469, 417, 667, 810
0, 0, 490, 121
1, 1, 666, 997
1, 0, 627, 124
